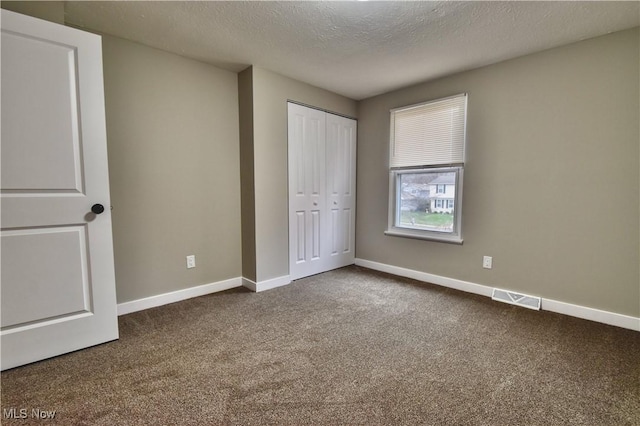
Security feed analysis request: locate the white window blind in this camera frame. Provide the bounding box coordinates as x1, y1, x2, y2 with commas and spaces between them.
390, 94, 467, 168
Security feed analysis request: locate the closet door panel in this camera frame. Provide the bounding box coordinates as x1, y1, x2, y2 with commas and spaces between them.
326, 113, 357, 269
288, 103, 327, 280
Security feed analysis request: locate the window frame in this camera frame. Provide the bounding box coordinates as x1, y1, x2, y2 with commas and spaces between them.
386, 166, 464, 244
385, 93, 467, 244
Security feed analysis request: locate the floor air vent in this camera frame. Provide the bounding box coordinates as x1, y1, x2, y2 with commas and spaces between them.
491, 288, 541, 310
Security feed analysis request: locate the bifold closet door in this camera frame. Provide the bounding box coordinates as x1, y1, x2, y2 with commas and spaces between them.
288, 103, 356, 281
288, 104, 326, 280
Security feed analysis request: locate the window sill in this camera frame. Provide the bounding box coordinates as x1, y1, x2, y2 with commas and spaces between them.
384, 229, 463, 245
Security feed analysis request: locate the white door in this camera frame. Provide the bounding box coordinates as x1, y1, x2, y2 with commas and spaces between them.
326, 114, 357, 270
1, 10, 118, 370
288, 103, 356, 281
288, 103, 327, 280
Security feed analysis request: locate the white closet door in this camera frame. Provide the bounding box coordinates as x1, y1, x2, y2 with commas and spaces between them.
288, 103, 327, 279
326, 114, 357, 269
1, 10, 118, 370
288, 103, 356, 281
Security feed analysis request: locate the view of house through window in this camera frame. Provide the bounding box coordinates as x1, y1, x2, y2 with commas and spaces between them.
398, 171, 457, 232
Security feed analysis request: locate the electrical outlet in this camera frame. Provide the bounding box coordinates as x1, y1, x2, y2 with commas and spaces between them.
186, 255, 196, 269
483, 256, 493, 269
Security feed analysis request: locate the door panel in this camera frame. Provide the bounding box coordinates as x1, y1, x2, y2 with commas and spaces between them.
288, 103, 356, 280
1, 10, 118, 370
343, 208, 352, 253
327, 121, 340, 196
1, 226, 90, 329
295, 211, 305, 262
311, 210, 321, 260
1, 32, 83, 192
288, 103, 326, 279
326, 113, 357, 269
331, 208, 339, 255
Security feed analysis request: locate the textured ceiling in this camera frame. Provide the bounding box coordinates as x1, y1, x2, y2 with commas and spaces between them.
64, 1, 640, 100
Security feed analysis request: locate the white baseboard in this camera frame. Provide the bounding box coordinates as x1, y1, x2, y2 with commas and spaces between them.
242, 275, 291, 292
241, 278, 258, 292
355, 258, 639, 332
117, 277, 242, 316
541, 299, 640, 332
355, 258, 494, 298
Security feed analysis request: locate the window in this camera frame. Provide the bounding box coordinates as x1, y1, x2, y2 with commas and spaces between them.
386, 94, 467, 244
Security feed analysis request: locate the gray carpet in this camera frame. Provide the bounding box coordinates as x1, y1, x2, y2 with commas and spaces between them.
1, 266, 639, 425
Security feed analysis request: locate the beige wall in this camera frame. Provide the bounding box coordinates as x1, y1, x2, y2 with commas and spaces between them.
238, 68, 257, 282
356, 28, 640, 317
102, 36, 241, 303
250, 67, 357, 282
1, 1, 64, 24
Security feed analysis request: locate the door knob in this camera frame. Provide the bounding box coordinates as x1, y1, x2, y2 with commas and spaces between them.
91, 204, 105, 214
313, 202, 318, 206
333, 201, 338, 205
